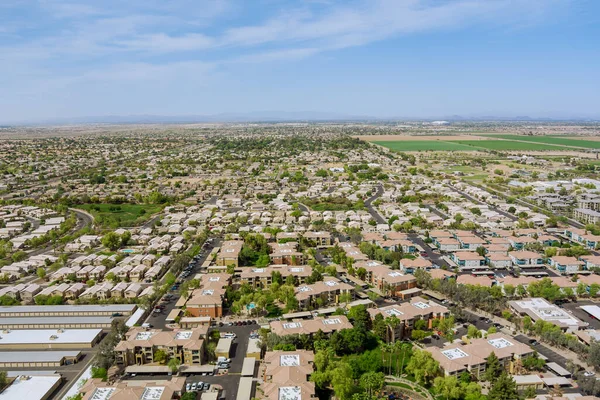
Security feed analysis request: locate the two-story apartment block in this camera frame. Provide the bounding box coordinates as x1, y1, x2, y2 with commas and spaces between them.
549, 256, 585, 275
451, 252, 485, 271
486, 253, 512, 269
115, 327, 206, 367
509, 251, 544, 268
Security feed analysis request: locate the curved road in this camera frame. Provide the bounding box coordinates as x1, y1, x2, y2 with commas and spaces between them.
364, 183, 387, 224
26, 208, 94, 257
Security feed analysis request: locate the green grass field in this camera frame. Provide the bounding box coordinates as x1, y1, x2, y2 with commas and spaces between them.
374, 139, 575, 152
79, 203, 164, 228
451, 140, 574, 151
373, 140, 478, 151
483, 134, 600, 149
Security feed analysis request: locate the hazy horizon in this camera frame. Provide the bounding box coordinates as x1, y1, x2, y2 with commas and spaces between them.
1, 0, 599, 123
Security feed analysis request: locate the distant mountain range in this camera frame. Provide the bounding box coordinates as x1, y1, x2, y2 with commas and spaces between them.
3, 111, 599, 125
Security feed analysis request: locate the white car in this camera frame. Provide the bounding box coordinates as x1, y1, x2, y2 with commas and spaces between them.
583, 371, 595, 377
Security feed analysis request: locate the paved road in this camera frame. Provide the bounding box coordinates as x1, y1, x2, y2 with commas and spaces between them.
364, 184, 387, 224
514, 334, 571, 369
142, 214, 162, 230
26, 208, 93, 257
407, 233, 448, 268
448, 185, 517, 221
145, 238, 223, 330
427, 205, 449, 220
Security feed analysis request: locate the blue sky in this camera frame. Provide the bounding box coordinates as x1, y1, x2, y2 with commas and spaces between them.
1, 0, 599, 122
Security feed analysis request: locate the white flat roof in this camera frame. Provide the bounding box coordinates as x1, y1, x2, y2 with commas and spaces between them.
89, 387, 116, 400
0, 351, 80, 363
514, 298, 583, 327
411, 302, 431, 310
141, 387, 165, 400
0, 329, 101, 345
488, 338, 514, 349
0, 374, 61, 400
279, 386, 301, 400
0, 304, 135, 314
581, 305, 600, 320
0, 316, 113, 325
280, 354, 300, 366
442, 348, 469, 360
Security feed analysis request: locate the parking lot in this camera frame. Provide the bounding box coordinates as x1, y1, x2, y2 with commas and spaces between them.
126, 324, 257, 400
561, 300, 600, 330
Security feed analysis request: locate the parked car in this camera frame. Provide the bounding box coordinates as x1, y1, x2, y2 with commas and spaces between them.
186, 383, 192, 391
191, 382, 198, 391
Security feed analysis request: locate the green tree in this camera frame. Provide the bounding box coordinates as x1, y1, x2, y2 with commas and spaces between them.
180, 393, 197, 400
91, 366, 108, 381
467, 325, 482, 339
36, 267, 47, 280
360, 371, 385, 398
434, 376, 463, 400
102, 232, 121, 251
484, 352, 502, 383
406, 349, 440, 385
0, 370, 8, 389
168, 357, 181, 374
154, 349, 168, 364
488, 372, 518, 400
330, 362, 355, 400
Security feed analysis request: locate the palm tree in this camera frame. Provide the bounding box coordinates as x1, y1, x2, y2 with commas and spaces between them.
385, 315, 401, 343
168, 357, 181, 375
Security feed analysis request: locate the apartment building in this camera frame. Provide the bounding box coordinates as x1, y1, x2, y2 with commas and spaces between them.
270, 316, 353, 337
549, 256, 585, 275
115, 327, 206, 367
364, 265, 417, 297
263, 350, 316, 400
269, 242, 305, 266
451, 252, 485, 271
427, 333, 534, 378
294, 278, 354, 309
368, 296, 449, 341
80, 378, 186, 400
302, 231, 332, 247
573, 208, 600, 225
240, 265, 312, 288
509, 251, 544, 267
184, 273, 231, 318
216, 240, 243, 267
